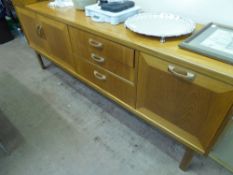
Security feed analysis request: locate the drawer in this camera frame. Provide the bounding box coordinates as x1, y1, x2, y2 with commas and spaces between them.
69, 27, 135, 81
77, 58, 136, 107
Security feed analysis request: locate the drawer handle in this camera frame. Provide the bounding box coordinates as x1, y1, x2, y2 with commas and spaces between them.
36, 25, 43, 37
88, 38, 103, 48
93, 70, 107, 81
91, 53, 105, 63
168, 65, 195, 81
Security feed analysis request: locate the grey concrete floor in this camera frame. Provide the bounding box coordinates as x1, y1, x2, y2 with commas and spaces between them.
0, 37, 232, 175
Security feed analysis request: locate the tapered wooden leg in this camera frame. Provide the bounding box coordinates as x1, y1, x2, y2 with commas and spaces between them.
179, 147, 194, 171
35, 52, 46, 69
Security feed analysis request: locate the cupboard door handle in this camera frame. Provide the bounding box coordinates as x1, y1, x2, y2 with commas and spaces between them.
168, 65, 195, 81
93, 70, 107, 81
91, 53, 105, 63
88, 38, 103, 48
36, 25, 42, 37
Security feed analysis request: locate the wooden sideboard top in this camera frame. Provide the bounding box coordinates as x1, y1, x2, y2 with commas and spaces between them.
25, 1, 233, 85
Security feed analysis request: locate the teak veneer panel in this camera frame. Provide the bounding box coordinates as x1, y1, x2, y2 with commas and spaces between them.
69, 27, 135, 67
69, 27, 135, 82
16, 7, 74, 71
137, 53, 233, 152
16, 7, 48, 53
37, 15, 74, 69
77, 58, 136, 107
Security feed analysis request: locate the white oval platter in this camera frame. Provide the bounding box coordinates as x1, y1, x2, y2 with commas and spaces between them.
125, 12, 196, 42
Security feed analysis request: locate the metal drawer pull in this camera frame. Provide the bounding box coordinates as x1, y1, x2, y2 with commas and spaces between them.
88, 38, 103, 48
91, 53, 105, 63
93, 70, 107, 81
36, 25, 43, 37
168, 65, 195, 81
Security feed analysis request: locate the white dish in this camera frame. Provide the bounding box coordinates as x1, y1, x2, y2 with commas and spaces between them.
125, 12, 196, 42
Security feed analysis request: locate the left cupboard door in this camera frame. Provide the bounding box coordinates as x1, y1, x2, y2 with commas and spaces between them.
16, 7, 49, 54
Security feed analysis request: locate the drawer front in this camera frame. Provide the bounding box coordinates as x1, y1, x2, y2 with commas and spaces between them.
69, 27, 135, 81
77, 58, 136, 107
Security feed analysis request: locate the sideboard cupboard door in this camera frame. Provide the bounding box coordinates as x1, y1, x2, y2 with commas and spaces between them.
136, 53, 233, 153
16, 7, 47, 53
37, 15, 74, 70
16, 8, 74, 70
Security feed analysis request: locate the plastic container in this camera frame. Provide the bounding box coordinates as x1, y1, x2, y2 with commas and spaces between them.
85, 4, 140, 25
72, 0, 97, 10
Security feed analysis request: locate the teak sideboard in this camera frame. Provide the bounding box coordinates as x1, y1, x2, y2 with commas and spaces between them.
13, 0, 233, 170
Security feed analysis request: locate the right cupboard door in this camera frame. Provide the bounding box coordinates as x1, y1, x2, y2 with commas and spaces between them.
38, 15, 74, 70
136, 53, 233, 153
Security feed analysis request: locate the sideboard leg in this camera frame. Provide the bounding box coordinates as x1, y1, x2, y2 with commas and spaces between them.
0, 142, 9, 155
35, 52, 46, 69
179, 147, 194, 171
